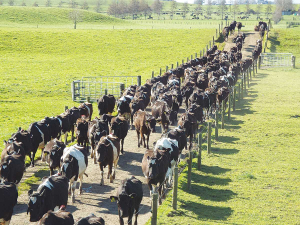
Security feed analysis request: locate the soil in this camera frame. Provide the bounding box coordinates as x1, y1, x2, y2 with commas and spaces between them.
10, 30, 258, 225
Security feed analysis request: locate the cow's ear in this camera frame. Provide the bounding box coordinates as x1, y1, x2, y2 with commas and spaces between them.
147, 156, 150, 161
129, 193, 136, 199
18, 127, 22, 132
28, 189, 33, 197
110, 196, 118, 202
4, 140, 7, 145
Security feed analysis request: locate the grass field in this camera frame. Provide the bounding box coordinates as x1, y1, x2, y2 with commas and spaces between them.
147, 67, 300, 224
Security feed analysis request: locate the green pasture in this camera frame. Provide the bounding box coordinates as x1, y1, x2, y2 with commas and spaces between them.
147, 67, 300, 224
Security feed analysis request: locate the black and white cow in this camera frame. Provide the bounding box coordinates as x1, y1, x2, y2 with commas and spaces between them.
60, 145, 88, 203
75, 214, 105, 225
154, 138, 179, 186
0, 154, 25, 185
110, 176, 143, 225
117, 95, 133, 121
0, 182, 18, 225
27, 175, 69, 222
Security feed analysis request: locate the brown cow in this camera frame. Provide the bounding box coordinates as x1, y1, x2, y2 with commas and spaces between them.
95, 134, 120, 185
37, 207, 74, 225
133, 110, 156, 149
76, 118, 89, 147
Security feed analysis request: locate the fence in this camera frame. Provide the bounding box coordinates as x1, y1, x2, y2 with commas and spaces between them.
71, 76, 141, 102
259, 53, 295, 68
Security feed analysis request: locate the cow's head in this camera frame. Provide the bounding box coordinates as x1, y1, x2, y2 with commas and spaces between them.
93, 130, 107, 147
27, 189, 46, 222
146, 115, 156, 133
169, 111, 178, 126
49, 145, 63, 169
2, 141, 24, 156
96, 140, 109, 164
146, 156, 159, 180
97, 98, 105, 115
130, 102, 140, 116
0, 159, 11, 181
110, 193, 136, 218
60, 155, 75, 180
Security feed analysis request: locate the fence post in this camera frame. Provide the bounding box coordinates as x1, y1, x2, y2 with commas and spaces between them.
120, 83, 125, 97
207, 122, 211, 154
241, 78, 243, 99
200, 50, 202, 57
87, 96, 90, 103
215, 110, 218, 140
171, 64, 174, 69
65, 106, 68, 111
177, 62, 179, 67
187, 151, 192, 190
233, 87, 236, 111
187, 57, 189, 62
213, 36, 214, 45
71, 81, 75, 101
243, 73, 247, 93
252, 62, 255, 77
256, 59, 258, 73
216, 29, 218, 38
160, 68, 162, 75
137, 76, 141, 86
292, 55, 296, 68
105, 89, 108, 95
166, 66, 168, 72
258, 56, 261, 69
221, 101, 225, 129
182, 59, 184, 65
198, 132, 202, 170
247, 70, 250, 88
151, 193, 158, 225
152, 71, 154, 78
172, 167, 178, 210
219, 24, 220, 34
228, 93, 231, 120
195, 53, 197, 58
238, 83, 240, 100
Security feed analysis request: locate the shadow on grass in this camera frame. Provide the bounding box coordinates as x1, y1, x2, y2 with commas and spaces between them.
199, 165, 231, 175
217, 135, 240, 143
211, 147, 239, 155
178, 200, 233, 221
268, 32, 280, 53
191, 172, 232, 186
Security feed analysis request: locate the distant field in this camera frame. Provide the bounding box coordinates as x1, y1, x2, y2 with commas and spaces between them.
147, 68, 300, 224
0, 27, 215, 146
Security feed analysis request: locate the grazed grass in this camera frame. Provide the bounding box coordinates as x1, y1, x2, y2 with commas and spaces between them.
147, 68, 300, 224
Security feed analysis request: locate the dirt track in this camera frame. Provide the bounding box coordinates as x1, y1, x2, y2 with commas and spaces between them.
10, 30, 259, 225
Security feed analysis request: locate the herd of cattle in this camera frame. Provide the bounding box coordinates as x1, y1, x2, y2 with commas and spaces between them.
254, 21, 268, 40
0, 21, 265, 225
222, 21, 243, 41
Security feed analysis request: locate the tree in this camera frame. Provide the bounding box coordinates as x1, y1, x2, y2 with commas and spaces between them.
265, 1, 272, 19
233, 0, 240, 20
119, 0, 129, 18
256, 3, 261, 20
194, 1, 202, 19
218, 0, 227, 20
32, 1, 39, 6
70, 10, 82, 29
58, 1, 63, 7
95, 0, 102, 13
245, 0, 250, 18
45, 0, 51, 7
170, 0, 177, 20
69, 0, 78, 8
139, 0, 151, 20
8, 0, 14, 6
207, 0, 212, 16
182, 2, 189, 19
81, 0, 89, 10
21, 0, 26, 5
128, 0, 140, 19
152, 0, 163, 19
0, 0, 3, 5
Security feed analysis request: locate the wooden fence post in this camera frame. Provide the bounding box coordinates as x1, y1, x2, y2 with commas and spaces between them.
252, 63, 255, 77
200, 51, 202, 57
198, 132, 202, 170
171, 64, 173, 69
172, 167, 178, 210
137, 76, 141, 86
255, 59, 258, 73
213, 36, 215, 45
207, 122, 211, 154
71, 81, 75, 101
216, 29, 218, 38
177, 62, 179, 67
105, 89, 108, 95
120, 83, 125, 97
65, 106, 68, 111
244, 73, 247, 92
258, 56, 261, 69
151, 193, 158, 225
292, 55, 296, 68
247, 70, 250, 88
221, 101, 225, 129
160, 68, 162, 75
152, 71, 154, 78
215, 111, 218, 140
241, 78, 243, 99
238, 83, 240, 100
166, 66, 168, 72
228, 93, 231, 120
187, 151, 192, 190
233, 87, 236, 111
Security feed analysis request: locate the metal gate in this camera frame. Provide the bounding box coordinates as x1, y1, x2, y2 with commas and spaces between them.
71, 76, 141, 102
260, 53, 294, 68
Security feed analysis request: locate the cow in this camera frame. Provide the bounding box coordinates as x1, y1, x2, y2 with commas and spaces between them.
27, 175, 69, 222
101, 114, 114, 127
178, 112, 198, 150
222, 26, 230, 41
129, 98, 146, 129
154, 138, 179, 186
97, 94, 116, 116
1, 141, 25, 164
37, 206, 74, 225
133, 110, 156, 149
61, 145, 88, 203
75, 214, 105, 225
164, 127, 187, 154
110, 176, 143, 225
43, 139, 65, 176
42, 117, 62, 140
95, 134, 120, 186
0, 182, 18, 225
141, 149, 171, 205
110, 116, 128, 154
117, 95, 133, 121
76, 118, 89, 147
0, 153, 25, 185
8, 128, 33, 166
78, 102, 93, 121
237, 22, 242, 32
151, 100, 170, 133
67, 107, 81, 142
56, 111, 72, 145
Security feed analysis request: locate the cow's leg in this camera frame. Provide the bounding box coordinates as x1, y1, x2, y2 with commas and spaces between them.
68, 180, 72, 195
158, 183, 162, 205
71, 126, 74, 142
131, 115, 134, 130
109, 163, 114, 183
189, 133, 193, 150
71, 181, 77, 203
121, 139, 124, 154
79, 174, 84, 195
93, 150, 97, 164
64, 132, 68, 145
31, 151, 36, 167
112, 158, 119, 180
142, 132, 146, 148
128, 211, 134, 225
136, 131, 140, 148
99, 164, 104, 186
118, 210, 124, 225
50, 167, 53, 176
134, 206, 139, 225
146, 134, 150, 149
4, 220, 11, 225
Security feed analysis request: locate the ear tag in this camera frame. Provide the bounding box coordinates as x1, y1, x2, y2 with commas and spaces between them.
111, 197, 116, 202
131, 195, 134, 199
